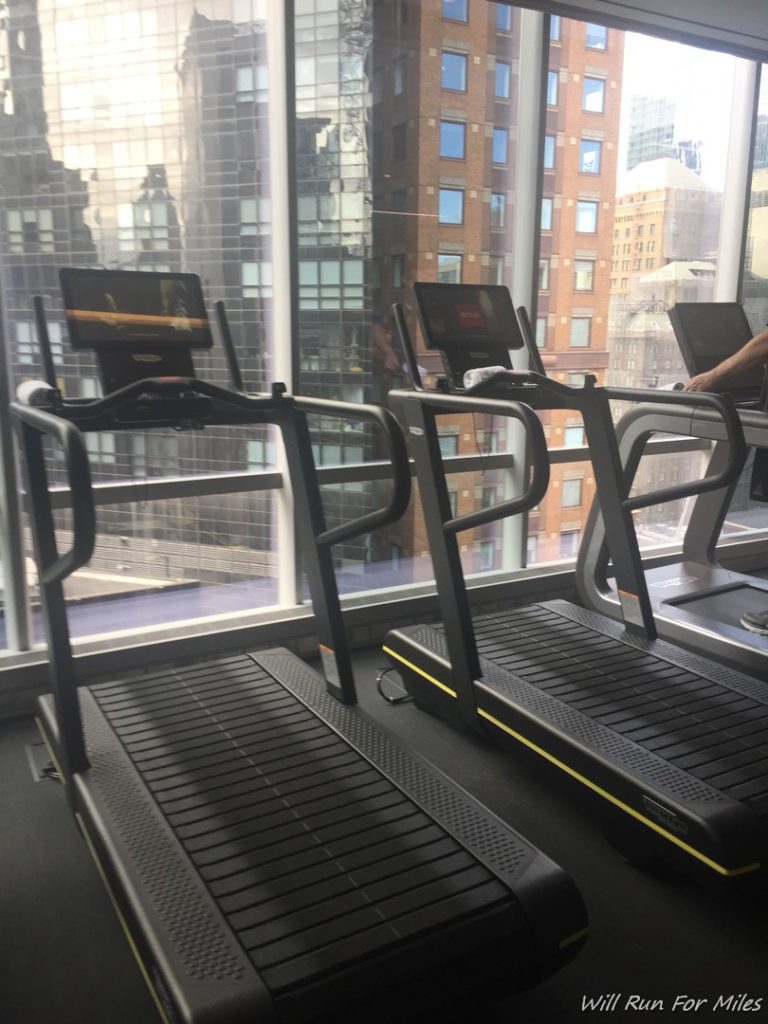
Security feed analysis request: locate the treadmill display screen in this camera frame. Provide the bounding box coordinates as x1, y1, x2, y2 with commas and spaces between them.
60, 268, 213, 350
668, 302, 756, 392
414, 283, 524, 352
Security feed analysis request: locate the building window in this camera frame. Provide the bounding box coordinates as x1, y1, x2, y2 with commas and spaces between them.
560, 530, 581, 558
297, 260, 363, 309
549, 14, 561, 40
564, 426, 585, 448
541, 197, 553, 231
242, 261, 274, 299
394, 56, 406, 95
479, 541, 495, 571
438, 188, 464, 224
579, 139, 602, 173
561, 478, 583, 507
585, 23, 607, 49
547, 70, 558, 106
438, 431, 459, 457
235, 64, 267, 103
496, 4, 512, 30
392, 122, 406, 161
583, 77, 605, 113
495, 61, 511, 98
576, 200, 598, 232
85, 433, 116, 466
392, 254, 405, 288
440, 120, 465, 159
247, 439, 276, 467
543, 134, 555, 169
573, 259, 595, 291
568, 372, 587, 387
392, 189, 407, 216
240, 197, 270, 235
441, 51, 467, 91
570, 317, 591, 347
7, 208, 54, 253
490, 193, 505, 228
535, 318, 547, 348
437, 253, 462, 282
539, 259, 550, 290
488, 256, 503, 285
492, 127, 509, 164
443, 0, 468, 21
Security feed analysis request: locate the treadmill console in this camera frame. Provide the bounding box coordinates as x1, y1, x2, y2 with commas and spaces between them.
59, 268, 213, 393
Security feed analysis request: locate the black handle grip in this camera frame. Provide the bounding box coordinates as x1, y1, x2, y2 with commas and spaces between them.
11, 402, 96, 584
291, 395, 411, 546
604, 387, 748, 511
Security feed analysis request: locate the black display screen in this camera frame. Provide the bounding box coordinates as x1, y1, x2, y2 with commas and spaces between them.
668, 302, 756, 391
414, 283, 524, 352
60, 268, 213, 350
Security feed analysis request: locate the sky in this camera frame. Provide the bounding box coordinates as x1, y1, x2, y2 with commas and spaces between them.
617, 32, 744, 192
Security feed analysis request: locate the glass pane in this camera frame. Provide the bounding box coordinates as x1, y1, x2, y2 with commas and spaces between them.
534, 15, 744, 567
440, 120, 466, 159
0, 0, 277, 638
441, 51, 467, 91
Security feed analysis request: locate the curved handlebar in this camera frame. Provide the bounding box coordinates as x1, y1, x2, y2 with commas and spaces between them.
11, 402, 96, 585
291, 395, 412, 547
390, 389, 550, 535
603, 387, 748, 511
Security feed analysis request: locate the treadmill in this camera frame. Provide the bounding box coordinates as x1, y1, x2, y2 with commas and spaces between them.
578, 306, 768, 677
578, 402, 768, 677
12, 269, 587, 1024
383, 288, 768, 884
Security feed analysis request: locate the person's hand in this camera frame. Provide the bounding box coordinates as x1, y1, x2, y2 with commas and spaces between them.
683, 370, 720, 392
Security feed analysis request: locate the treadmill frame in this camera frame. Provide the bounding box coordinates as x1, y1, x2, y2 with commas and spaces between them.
578, 402, 768, 675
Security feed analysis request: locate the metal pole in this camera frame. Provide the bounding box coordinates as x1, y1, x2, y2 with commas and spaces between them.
267, 1, 301, 608
0, 270, 32, 650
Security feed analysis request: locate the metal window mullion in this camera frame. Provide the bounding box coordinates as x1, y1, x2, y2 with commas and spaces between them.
715, 58, 760, 301
503, 8, 547, 570
268, 1, 301, 609
0, 275, 32, 651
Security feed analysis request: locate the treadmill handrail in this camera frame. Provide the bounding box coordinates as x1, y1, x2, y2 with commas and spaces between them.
392, 302, 425, 391
602, 388, 748, 511
389, 389, 549, 534
291, 395, 412, 546
11, 401, 96, 585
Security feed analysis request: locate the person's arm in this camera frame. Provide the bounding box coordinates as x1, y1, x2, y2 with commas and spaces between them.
683, 328, 768, 392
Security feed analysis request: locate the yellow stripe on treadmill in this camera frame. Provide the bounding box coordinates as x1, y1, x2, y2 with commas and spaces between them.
559, 926, 589, 950
382, 646, 458, 697
477, 707, 760, 878
76, 813, 174, 1024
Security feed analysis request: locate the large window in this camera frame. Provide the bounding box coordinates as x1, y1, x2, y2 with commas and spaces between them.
438, 188, 464, 224
492, 127, 509, 163
440, 120, 466, 159
495, 61, 511, 98
583, 77, 606, 113
575, 200, 598, 232
579, 139, 602, 173
441, 51, 468, 91
437, 253, 463, 282
443, 0, 468, 21
573, 259, 595, 290
547, 70, 559, 105
0, 1, 760, 653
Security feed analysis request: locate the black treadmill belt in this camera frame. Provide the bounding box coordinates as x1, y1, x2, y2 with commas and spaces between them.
89, 654, 512, 993
473, 607, 768, 810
